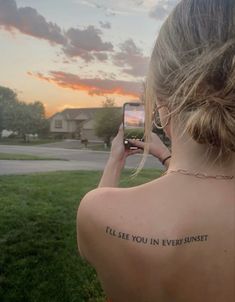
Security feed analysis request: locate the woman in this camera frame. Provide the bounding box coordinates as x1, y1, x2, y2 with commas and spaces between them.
77, 0, 235, 301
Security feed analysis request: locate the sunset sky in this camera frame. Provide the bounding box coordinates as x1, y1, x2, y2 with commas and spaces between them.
0, 0, 178, 117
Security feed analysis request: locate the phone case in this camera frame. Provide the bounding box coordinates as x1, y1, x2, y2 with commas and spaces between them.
122, 102, 145, 150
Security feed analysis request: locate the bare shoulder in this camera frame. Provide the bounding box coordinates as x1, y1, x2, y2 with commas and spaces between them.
76, 179, 169, 260
77, 186, 129, 218
76, 186, 131, 262
77, 177, 167, 237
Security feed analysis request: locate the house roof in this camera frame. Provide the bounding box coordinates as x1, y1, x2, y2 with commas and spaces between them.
49, 107, 122, 120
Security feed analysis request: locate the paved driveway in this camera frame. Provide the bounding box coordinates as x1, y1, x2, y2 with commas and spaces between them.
0, 145, 164, 175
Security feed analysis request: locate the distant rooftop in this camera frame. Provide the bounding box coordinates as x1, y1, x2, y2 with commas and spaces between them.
49, 107, 122, 120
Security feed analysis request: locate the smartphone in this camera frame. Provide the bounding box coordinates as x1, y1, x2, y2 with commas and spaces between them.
123, 102, 145, 150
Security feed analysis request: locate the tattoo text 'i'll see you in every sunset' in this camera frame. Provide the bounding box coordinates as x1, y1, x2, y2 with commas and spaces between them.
105, 226, 208, 247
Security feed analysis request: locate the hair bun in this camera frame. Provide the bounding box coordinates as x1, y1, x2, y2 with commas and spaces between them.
185, 95, 235, 153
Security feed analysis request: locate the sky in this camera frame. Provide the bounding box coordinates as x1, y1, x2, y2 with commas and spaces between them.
0, 0, 179, 117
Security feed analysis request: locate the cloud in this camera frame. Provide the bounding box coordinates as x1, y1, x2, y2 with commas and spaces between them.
93, 52, 109, 61
64, 26, 113, 61
131, 0, 144, 6
99, 21, 111, 29
149, 0, 179, 20
0, 0, 157, 70
28, 71, 141, 98
113, 39, 149, 77
81, 0, 138, 16
0, 0, 66, 45
79, 0, 97, 9
0, 0, 113, 62
80, 0, 163, 15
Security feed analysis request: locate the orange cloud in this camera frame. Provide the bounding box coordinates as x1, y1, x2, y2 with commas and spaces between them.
28, 71, 141, 98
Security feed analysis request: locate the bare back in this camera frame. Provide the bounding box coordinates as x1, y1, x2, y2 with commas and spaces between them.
90, 175, 235, 302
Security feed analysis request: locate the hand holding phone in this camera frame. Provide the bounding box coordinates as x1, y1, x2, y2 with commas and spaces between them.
123, 102, 145, 150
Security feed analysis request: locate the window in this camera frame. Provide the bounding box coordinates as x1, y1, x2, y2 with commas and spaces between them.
55, 120, 63, 129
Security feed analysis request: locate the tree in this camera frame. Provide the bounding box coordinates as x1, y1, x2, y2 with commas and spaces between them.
4, 100, 49, 141
0, 86, 18, 133
102, 97, 116, 107
94, 98, 122, 147
27, 101, 50, 137
0, 85, 49, 141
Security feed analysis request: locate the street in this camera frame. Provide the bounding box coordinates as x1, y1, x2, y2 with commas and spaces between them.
0, 145, 164, 175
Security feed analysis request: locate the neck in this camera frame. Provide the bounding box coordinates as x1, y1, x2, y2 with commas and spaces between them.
169, 135, 235, 177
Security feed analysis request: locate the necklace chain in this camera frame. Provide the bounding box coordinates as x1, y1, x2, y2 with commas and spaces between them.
163, 169, 234, 180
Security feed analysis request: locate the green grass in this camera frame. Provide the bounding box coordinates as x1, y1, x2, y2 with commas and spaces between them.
0, 169, 161, 302
0, 153, 67, 161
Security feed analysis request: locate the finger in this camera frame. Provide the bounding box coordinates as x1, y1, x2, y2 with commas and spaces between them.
128, 139, 145, 149
131, 150, 143, 155
126, 149, 143, 156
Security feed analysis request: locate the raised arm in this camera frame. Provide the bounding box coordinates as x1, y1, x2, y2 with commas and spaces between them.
98, 126, 171, 188
98, 125, 141, 188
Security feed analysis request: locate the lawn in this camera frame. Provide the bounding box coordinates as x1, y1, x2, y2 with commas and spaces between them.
0, 169, 161, 302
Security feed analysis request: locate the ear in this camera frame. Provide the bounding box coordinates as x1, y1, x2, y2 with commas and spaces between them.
159, 106, 171, 139
164, 121, 172, 140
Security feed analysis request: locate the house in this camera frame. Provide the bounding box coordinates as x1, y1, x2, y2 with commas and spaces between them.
49, 107, 122, 141
1, 130, 18, 138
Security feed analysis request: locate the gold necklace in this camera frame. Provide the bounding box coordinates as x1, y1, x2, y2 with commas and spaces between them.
163, 169, 234, 180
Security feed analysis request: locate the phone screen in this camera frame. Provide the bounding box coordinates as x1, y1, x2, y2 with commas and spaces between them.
123, 102, 145, 149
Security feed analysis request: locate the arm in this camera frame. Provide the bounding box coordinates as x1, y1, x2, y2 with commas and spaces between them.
98, 127, 171, 188
98, 125, 141, 188
98, 157, 123, 188
163, 156, 171, 169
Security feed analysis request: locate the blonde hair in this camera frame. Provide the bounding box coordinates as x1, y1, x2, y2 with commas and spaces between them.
132, 0, 235, 177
